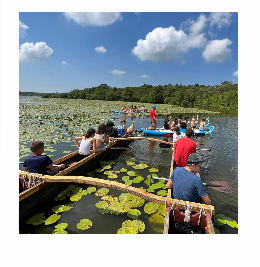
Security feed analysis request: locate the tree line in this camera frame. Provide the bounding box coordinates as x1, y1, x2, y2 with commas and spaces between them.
19, 81, 238, 110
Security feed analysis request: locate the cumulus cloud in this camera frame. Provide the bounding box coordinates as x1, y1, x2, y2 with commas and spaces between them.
61, 61, 68, 64
19, 42, 54, 63
184, 14, 208, 35
19, 20, 29, 37
94, 45, 107, 53
140, 74, 149, 78
63, 12, 122, 27
132, 26, 207, 62
202, 39, 232, 63
111, 69, 125, 75
233, 70, 238, 76
209, 12, 232, 29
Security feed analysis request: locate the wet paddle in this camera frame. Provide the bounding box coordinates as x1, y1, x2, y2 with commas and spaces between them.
151, 177, 232, 193
159, 142, 211, 152
162, 134, 173, 137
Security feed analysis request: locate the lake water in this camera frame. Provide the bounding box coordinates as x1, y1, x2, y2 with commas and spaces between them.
19, 99, 238, 234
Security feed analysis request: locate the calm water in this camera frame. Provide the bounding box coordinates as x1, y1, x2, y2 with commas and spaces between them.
19, 110, 238, 234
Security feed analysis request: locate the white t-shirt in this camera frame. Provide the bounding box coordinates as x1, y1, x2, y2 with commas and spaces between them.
79, 138, 92, 155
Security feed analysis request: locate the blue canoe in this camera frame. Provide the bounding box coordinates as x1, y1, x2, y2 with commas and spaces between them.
141, 126, 214, 136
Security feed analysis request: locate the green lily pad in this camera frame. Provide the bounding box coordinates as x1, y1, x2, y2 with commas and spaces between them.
144, 202, 159, 214
86, 187, 96, 194
52, 203, 74, 213
157, 190, 168, 196
72, 186, 82, 194
108, 174, 118, 179
70, 193, 82, 201
125, 180, 133, 185
117, 227, 137, 234
214, 214, 238, 228
127, 209, 141, 219
76, 219, 92, 230
126, 160, 135, 166
149, 168, 159, 172
104, 170, 114, 175
132, 163, 149, 169
120, 168, 128, 173
149, 213, 165, 233
45, 214, 61, 225
132, 176, 143, 183
26, 213, 46, 225
95, 188, 109, 197
121, 220, 145, 233
102, 165, 112, 170
122, 176, 130, 181
55, 223, 68, 230
53, 230, 67, 234
127, 171, 136, 176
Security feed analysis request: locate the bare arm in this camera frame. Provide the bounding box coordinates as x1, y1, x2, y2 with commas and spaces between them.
74, 136, 84, 149
201, 194, 211, 205
166, 179, 173, 189
47, 164, 65, 173
104, 134, 109, 144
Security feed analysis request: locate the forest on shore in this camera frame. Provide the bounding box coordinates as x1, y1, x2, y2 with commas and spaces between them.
19, 81, 238, 110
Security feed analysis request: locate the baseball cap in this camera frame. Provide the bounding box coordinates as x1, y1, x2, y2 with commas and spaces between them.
187, 153, 205, 167
152, 105, 157, 109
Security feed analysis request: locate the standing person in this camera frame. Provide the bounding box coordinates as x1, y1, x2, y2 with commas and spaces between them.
167, 153, 211, 205
190, 115, 199, 128
170, 127, 196, 175
164, 114, 171, 130
23, 141, 65, 174
74, 128, 103, 160
177, 114, 182, 127
184, 116, 190, 126
95, 123, 109, 149
117, 120, 134, 137
199, 117, 210, 130
148, 105, 159, 129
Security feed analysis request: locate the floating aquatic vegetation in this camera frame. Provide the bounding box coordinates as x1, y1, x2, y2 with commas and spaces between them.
45, 214, 61, 225
126, 160, 135, 166
53, 223, 68, 234
127, 171, 136, 176
157, 204, 166, 217
148, 214, 165, 233
120, 168, 128, 173
86, 187, 96, 194
72, 186, 83, 194
108, 174, 118, 179
76, 219, 92, 230
149, 168, 159, 172
132, 163, 149, 169
70, 193, 82, 202
117, 220, 145, 234
119, 193, 145, 208
157, 190, 168, 196
144, 202, 159, 214
95, 188, 110, 197
52, 203, 74, 213
26, 213, 46, 225
125, 180, 133, 185
214, 214, 238, 228
104, 170, 113, 175
122, 176, 130, 181
132, 176, 144, 184
127, 209, 141, 219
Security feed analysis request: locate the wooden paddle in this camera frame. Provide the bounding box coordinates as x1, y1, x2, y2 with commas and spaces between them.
152, 177, 232, 193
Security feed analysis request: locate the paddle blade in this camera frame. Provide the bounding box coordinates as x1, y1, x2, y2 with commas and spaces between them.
205, 181, 233, 193
159, 143, 172, 148
162, 134, 173, 137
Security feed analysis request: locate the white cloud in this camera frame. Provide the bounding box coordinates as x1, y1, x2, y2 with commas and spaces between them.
19, 20, 29, 37
63, 12, 122, 27
132, 26, 207, 62
202, 39, 232, 63
233, 70, 238, 76
209, 12, 232, 29
94, 45, 107, 53
19, 42, 54, 63
140, 74, 149, 78
61, 61, 68, 65
111, 69, 125, 75
189, 14, 208, 35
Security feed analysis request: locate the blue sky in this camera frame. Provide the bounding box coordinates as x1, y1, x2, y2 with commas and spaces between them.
19, 12, 238, 93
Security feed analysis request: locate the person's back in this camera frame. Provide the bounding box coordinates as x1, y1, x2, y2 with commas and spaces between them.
117, 123, 126, 137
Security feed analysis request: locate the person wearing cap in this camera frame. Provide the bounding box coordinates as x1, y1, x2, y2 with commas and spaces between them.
167, 153, 211, 205
170, 127, 196, 175
147, 105, 159, 129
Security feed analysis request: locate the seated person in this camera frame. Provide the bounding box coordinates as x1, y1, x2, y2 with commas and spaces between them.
23, 141, 65, 174
164, 115, 171, 130
179, 121, 187, 133
106, 121, 118, 139
117, 120, 134, 137
199, 117, 209, 130
172, 126, 186, 143
95, 123, 109, 148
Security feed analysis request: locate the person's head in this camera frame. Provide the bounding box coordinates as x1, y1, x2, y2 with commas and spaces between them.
184, 116, 189, 121
85, 128, 96, 138
185, 127, 194, 138
186, 153, 205, 173
192, 116, 196, 120
173, 126, 180, 135
97, 123, 107, 135
166, 114, 170, 119
30, 141, 45, 154
152, 105, 157, 110
178, 114, 182, 119
106, 121, 115, 128
202, 117, 206, 122
120, 120, 126, 124
180, 121, 186, 129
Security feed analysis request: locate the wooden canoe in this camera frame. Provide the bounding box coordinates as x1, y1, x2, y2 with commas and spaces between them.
163, 189, 215, 234
19, 138, 131, 222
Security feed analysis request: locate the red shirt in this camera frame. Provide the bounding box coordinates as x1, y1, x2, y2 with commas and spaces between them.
173, 137, 196, 167
150, 109, 156, 121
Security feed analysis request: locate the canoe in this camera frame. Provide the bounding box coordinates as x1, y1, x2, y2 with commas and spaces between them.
19, 138, 131, 222
141, 126, 214, 136
109, 109, 149, 115
163, 189, 215, 234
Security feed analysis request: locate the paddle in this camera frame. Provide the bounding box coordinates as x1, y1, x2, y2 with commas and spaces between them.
151, 177, 232, 193
19, 161, 61, 167
158, 142, 211, 152
162, 134, 173, 137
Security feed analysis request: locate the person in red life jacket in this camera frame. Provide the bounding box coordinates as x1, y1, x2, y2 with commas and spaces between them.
23, 141, 65, 174
170, 127, 196, 176
147, 105, 159, 130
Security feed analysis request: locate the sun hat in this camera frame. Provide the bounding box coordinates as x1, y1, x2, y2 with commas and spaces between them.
152, 105, 157, 109
187, 153, 205, 167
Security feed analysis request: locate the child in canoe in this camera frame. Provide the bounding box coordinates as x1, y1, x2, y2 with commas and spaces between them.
117, 120, 134, 137
94, 123, 109, 149
23, 141, 65, 174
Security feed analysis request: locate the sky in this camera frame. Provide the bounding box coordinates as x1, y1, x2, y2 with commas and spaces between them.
19, 12, 238, 93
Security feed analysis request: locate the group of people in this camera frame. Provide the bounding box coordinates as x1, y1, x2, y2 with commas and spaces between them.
23, 120, 134, 175
121, 105, 147, 113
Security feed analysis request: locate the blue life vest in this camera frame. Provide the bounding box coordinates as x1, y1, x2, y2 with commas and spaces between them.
117, 124, 126, 136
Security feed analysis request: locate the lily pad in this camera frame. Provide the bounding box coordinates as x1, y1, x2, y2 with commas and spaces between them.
108, 174, 118, 179
214, 214, 238, 228
127, 209, 141, 219
53, 230, 67, 234
120, 168, 128, 173
86, 187, 96, 194
52, 203, 74, 213
144, 202, 159, 214
121, 220, 145, 233
132, 163, 149, 169
157, 190, 168, 196
149, 213, 165, 233
126, 160, 135, 166
149, 168, 159, 172
55, 223, 68, 230
70, 193, 82, 201
122, 176, 130, 181
127, 171, 137, 176
45, 214, 61, 225
125, 180, 133, 185
26, 213, 46, 225
95, 188, 110, 197
76, 219, 92, 230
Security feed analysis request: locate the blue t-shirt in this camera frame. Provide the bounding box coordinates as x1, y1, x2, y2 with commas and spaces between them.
170, 167, 208, 203
23, 155, 53, 174
117, 124, 126, 136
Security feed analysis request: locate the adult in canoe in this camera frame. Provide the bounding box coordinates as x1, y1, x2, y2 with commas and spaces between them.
164, 114, 171, 130
106, 121, 118, 138
170, 127, 196, 175
199, 117, 210, 130
95, 123, 109, 149
23, 141, 65, 174
167, 153, 211, 205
